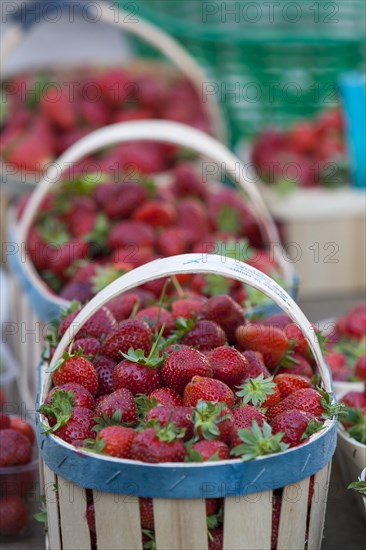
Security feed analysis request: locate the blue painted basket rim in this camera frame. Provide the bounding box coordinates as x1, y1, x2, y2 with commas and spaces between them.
36, 413, 337, 499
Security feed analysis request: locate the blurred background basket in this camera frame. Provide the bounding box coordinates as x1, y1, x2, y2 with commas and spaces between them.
133, 0, 366, 144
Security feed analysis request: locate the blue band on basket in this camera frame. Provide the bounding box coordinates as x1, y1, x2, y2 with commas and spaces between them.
36, 416, 337, 499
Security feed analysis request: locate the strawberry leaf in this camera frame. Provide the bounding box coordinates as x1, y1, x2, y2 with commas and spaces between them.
300, 418, 324, 441
230, 421, 289, 461
39, 390, 74, 433
236, 374, 276, 407
348, 481, 366, 496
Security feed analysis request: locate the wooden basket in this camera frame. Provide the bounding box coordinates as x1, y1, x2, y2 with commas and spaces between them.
7, 119, 298, 411
37, 253, 335, 550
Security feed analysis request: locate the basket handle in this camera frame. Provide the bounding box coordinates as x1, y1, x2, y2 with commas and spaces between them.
0, 0, 225, 141
46, 253, 331, 394
17, 119, 294, 282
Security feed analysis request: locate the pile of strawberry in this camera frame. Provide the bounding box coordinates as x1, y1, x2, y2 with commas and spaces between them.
324, 302, 366, 382
338, 386, 366, 445
251, 107, 349, 190
0, 412, 36, 538
40, 292, 337, 547
20, 162, 283, 305
1, 67, 209, 173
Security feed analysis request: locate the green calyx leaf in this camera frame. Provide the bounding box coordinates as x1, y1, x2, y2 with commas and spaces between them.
62, 173, 109, 195
348, 481, 366, 496
184, 445, 204, 463
318, 387, 345, 419
300, 418, 324, 441
236, 374, 276, 407
203, 274, 231, 297
142, 529, 157, 550
134, 394, 159, 422
230, 420, 289, 461
38, 217, 71, 246
45, 342, 84, 373
334, 336, 366, 366
192, 400, 230, 441
162, 316, 197, 348
154, 420, 186, 442
85, 213, 110, 251
341, 407, 366, 444
120, 324, 167, 369
82, 438, 106, 454
92, 410, 133, 433
91, 263, 128, 294
39, 390, 75, 433
34, 507, 48, 524
216, 205, 241, 233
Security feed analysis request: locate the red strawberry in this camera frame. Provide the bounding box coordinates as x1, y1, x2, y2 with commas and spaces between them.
148, 388, 183, 407
184, 376, 235, 408
96, 426, 135, 458
171, 298, 203, 320
355, 355, 366, 381
95, 365, 115, 397
277, 353, 313, 378
199, 295, 245, 344
341, 391, 366, 409
79, 98, 109, 126
52, 353, 98, 396
145, 406, 194, 441
162, 348, 212, 395
97, 69, 129, 106
190, 440, 229, 462
50, 406, 96, 445
241, 351, 271, 380
181, 320, 227, 351
266, 388, 330, 421
95, 182, 148, 219
60, 307, 116, 340
112, 358, 163, 396
7, 118, 53, 171
93, 356, 117, 370
284, 323, 309, 357
111, 245, 155, 268
157, 227, 189, 256
208, 346, 248, 388
40, 87, 76, 129
130, 425, 186, 463
0, 496, 29, 536
71, 338, 100, 356
0, 413, 10, 429
133, 201, 176, 228
136, 306, 175, 336
271, 409, 315, 447
45, 383, 95, 410
274, 373, 313, 399
172, 162, 207, 199
271, 494, 281, 550
95, 388, 138, 426
86, 503, 96, 534
108, 221, 154, 250
236, 324, 290, 370
116, 142, 169, 174
100, 319, 152, 360
175, 198, 210, 244
231, 405, 266, 430
139, 498, 154, 530
258, 313, 292, 330
106, 292, 141, 322
60, 281, 93, 303
0, 430, 32, 466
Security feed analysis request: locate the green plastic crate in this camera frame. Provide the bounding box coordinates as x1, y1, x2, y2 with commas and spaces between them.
124, 0, 366, 144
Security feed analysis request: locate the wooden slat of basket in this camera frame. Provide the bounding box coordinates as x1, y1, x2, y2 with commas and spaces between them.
223, 490, 272, 549
57, 476, 90, 550
153, 498, 208, 550
277, 476, 310, 550
307, 463, 332, 550
93, 491, 142, 550
43, 463, 62, 550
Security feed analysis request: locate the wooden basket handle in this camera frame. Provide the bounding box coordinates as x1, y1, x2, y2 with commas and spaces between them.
0, 0, 225, 141
17, 119, 294, 282
45, 253, 331, 395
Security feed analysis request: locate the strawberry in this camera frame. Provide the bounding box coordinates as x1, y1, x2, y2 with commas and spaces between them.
79, 98, 109, 127
95, 182, 148, 219
112, 357, 162, 396
208, 346, 248, 388
140, 498, 154, 530
45, 383, 95, 410
145, 406, 194, 440
85, 503, 96, 534
71, 338, 100, 356
172, 162, 207, 200
284, 323, 310, 357
136, 306, 175, 336
100, 319, 152, 360
96, 68, 129, 106
181, 320, 227, 351
0, 496, 29, 536
50, 351, 98, 396
108, 221, 154, 250
162, 348, 212, 395
325, 350, 349, 381
341, 391, 366, 410
95, 365, 115, 397
188, 440, 229, 462
130, 424, 186, 463
111, 245, 155, 268
192, 401, 233, 444
0, 413, 10, 429
258, 313, 292, 330
148, 388, 183, 407
241, 351, 271, 380
133, 201, 176, 228
171, 298, 203, 320
157, 227, 189, 256
231, 405, 266, 430
270, 409, 316, 447
236, 324, 290, 370
106, 292, 141, 322
95, 388, 138, 426
355, 355, 366, 381
60, 281, 93, 303
60, 307, 116, 340
266, 388, 336, 422
184, 376, 235, 408
0, 429, 32, 466
116, 142, 169, 174
230, 421, 289, 460
271, 494, 281, 550
274, 373, 313, 399
236, 374, 281, 408
208, 527, 224, 550
95, 426, 135, 458
175, 198, 210, 244
40, 87, 76, 129
199, 295, 245, 344
8, 118, 53, 171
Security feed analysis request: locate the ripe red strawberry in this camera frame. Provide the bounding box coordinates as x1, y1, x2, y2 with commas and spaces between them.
145, 406, 194, 441
324, 350, 348, 381
71, 338, 100, 356
192, 401, 233, 444
108, 221, 154, 250
149, 388, 183, 407
266, 388, 331, 422
117, 141, 169, 174
130, 425, 187, 463
93, 355, 117, 370
133, 201, 176, 228
60, 281, 93, 303
95, 365, 115, 397
100, 319, 152, 360
0, 413, 10, 429
355, 355, 366, 381
199, 295, 245, 344
184, 376, 235, 408
277, 353, 314, 378
94, 182, 148, 219
140, 498, 154, 530
7, 118, 53, 171
208, 346, 248, 388
171, 298, 203, 320
241, 351, 271, 380
136, 306, 175, 336
181, 320, 227, 351
189, 440, 229, 462
274, 373, 313, 399
162, 348, 212, 395
236, 324, 290, 370
175, 198, 210, 244
0, 430, 32, 466
96, 426, 135, 458
85, 503, 96, 534
284, 323, 309, 357
157, 227, 189, 256
271, 409, 316, 447
95, 388, 138, 426
336, 303, 366, 341
79, 98, 109, 126
0, 496, 29, 536
341, 391, 366, 409
112, 358, 163, 396
40, 87, 75, 129
236, 374, 281, 408
52, 353, 98, 396
106, 292, 141, 322
271, 494, 281, 550
208, 527, 224, 550
258, 313, 292, 330
231, 405, 266, 430
50, 406, 96, 445
60, 307, 116, 340
172, 162, 207, 200
45, 383, 95, 410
